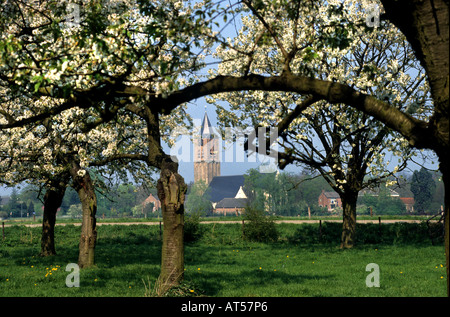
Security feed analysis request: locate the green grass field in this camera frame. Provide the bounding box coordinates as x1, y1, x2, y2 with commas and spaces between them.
0, 222, 446, 297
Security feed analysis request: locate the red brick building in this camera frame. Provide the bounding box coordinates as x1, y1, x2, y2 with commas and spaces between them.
399, 197, 415, 212
318, 190, 342, 212
143, 193, 161, 212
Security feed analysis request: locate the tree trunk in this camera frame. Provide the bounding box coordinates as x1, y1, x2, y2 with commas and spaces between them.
70, 164, 97, 268
157, 158, 187, 288
40, 184, 67, 256
381, 0, 449, 295
340, 193, 358, 249
439, 150, 449, 295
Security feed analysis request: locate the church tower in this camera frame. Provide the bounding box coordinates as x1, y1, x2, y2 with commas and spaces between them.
194, 112, 220, 185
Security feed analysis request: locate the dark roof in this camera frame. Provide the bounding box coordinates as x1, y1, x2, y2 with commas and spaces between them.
216, 198, 248, 209
322, 191, 340, 199
207, 175, 245, 202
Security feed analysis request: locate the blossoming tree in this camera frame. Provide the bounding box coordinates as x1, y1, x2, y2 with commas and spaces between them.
0, 95, 159, 265
208, 1, 430, 248
0, 0, 199, 274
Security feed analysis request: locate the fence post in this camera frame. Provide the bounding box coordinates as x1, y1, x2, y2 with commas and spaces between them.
242, 219, 245, 239
2, 222, 5, 240
319, 219, 322, 240
159, 221, 162, 240
378, 217, 381, 237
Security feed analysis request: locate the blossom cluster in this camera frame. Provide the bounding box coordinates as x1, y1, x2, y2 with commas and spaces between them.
1, 0, 212, 189
207, 0, 430, 192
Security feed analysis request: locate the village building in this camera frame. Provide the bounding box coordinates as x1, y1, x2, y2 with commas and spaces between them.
318, 188, 415, 213
142, 193, 161, 212
318, 190, 342, 212
399, 197, 415, 212
213, 184, 248, 215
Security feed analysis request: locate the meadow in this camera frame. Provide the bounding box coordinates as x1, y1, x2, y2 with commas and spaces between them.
0, 221, 447, 297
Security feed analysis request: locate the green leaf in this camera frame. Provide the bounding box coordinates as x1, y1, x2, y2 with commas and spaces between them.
34, 81, 41, 93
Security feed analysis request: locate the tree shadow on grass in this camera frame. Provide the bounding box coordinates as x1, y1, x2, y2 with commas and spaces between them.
95, 233, 162, 268
183, 243, 336, 296
188, 269, 335, 297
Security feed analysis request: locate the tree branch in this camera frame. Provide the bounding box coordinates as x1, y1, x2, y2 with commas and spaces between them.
153, 73, 430, 149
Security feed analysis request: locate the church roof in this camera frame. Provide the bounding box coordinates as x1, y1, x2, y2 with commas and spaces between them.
207, 175, 245, 202
216, 198, 248, 209
199, 112, 213, 138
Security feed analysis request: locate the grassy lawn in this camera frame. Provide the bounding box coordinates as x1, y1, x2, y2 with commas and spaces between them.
0, 222, 446, 297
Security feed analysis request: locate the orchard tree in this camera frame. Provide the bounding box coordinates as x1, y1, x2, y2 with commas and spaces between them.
0, 99, 158, 262
0, 0, 204, 282
209, 2, 424, 248
0, 110, 72, 255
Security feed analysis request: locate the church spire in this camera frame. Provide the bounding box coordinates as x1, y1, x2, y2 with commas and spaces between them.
199, 110, 213, 138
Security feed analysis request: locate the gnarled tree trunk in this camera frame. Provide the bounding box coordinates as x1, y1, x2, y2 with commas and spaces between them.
380, 0, 449, 296
157, 158, 187, 287
70, 163, 97, 268
40, 181, 67, 256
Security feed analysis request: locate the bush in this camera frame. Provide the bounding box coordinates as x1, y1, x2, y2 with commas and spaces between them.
288, 222, 437, 246
243, 207, 279, 243
184, 212, 204, 243
287, 223, 321, 244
